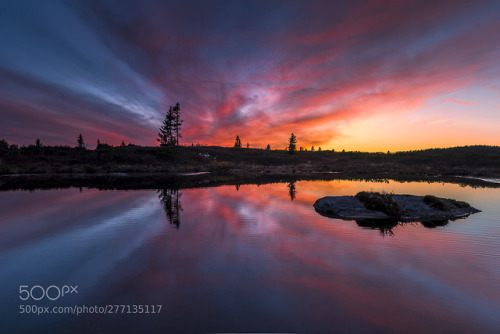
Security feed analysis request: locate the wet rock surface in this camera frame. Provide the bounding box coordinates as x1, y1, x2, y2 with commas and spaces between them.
314, 193, 480, 222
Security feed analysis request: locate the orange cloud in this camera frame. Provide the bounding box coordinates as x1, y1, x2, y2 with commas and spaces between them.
2, 0, 499, 151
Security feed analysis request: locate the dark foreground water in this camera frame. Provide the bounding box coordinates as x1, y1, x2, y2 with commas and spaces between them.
0, 180, 499, 333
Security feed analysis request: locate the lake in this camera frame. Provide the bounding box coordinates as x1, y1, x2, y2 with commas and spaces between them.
1, 179, 499, 333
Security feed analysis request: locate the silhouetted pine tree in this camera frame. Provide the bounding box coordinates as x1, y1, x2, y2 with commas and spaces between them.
172, 102, 182, 146
158, 106, 175, 146
288, 133, 297, 154
266, 144, 271, 150
0, 139, 8, 151
158, 103, 182, 146
234, 135, 241, 148
77, 134, 85, 149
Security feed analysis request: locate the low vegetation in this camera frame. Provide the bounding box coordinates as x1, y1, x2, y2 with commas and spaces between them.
1, 140, 500, 185
355, 191, 401, 217
448, 199, 471, 208
423, 195, 451, 211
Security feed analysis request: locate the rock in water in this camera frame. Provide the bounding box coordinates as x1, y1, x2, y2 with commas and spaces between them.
314, 192, 480, 222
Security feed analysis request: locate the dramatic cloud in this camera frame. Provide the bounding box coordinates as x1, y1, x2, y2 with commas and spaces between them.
1, 0, 499, 150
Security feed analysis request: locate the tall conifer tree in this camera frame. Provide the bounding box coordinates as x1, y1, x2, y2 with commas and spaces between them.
288, 133, 297, 154
158, 106, 175, 146
172, 102, 182, 146
158, 103, 182, 146
77, 133, 85, 149
234, 135, 241, 148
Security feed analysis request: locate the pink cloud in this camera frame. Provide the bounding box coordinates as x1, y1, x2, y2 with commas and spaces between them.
2, 0, 499, 150
442, 98, 479, 105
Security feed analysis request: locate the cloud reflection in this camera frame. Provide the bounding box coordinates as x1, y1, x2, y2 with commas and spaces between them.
0, 180, 498, 332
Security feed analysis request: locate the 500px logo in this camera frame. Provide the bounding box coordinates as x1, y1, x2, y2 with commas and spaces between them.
19, 285, 78, 301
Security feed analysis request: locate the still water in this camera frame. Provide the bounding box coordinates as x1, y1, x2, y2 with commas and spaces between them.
0, 180, 499, 333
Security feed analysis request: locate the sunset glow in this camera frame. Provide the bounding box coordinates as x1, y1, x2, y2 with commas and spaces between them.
1, 0, 499, 151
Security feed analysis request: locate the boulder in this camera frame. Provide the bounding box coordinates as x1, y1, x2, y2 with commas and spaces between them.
314, 192, 480, 222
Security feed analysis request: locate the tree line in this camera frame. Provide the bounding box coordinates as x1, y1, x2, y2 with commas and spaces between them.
233, 132, 320, 154
1, 101, 318, 153
25, 101, 185, 150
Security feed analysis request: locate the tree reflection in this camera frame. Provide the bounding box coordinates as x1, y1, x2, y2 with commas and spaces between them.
355, 219, 399, 236
157, 188, 183, 228
355, 219, 450, 236
287, 181, 296, 201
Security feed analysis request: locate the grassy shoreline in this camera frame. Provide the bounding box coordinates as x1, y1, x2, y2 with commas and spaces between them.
1, 171, 499, 192
1, 144, 499, 190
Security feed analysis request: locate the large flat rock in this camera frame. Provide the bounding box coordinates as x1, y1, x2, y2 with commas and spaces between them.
313, 196, 391, 220
314, 194, 480, 222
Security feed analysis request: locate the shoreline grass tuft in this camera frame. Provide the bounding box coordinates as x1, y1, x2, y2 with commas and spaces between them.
423, 195, 451, 211
355, 191, 401, 217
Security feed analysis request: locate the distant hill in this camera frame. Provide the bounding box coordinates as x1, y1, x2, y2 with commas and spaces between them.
397, 145, 500, 155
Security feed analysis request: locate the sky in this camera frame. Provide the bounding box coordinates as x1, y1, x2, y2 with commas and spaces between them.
0, 0, 499, 151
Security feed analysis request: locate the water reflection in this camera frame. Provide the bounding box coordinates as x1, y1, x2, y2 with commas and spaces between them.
420, 220, 450, 228
0, 180, 499, 333
354, 219, 450, 236
0, 189, 164, 333
287, 181, 297, 201
355, 219, 400, 236
157, 188, 183, 228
